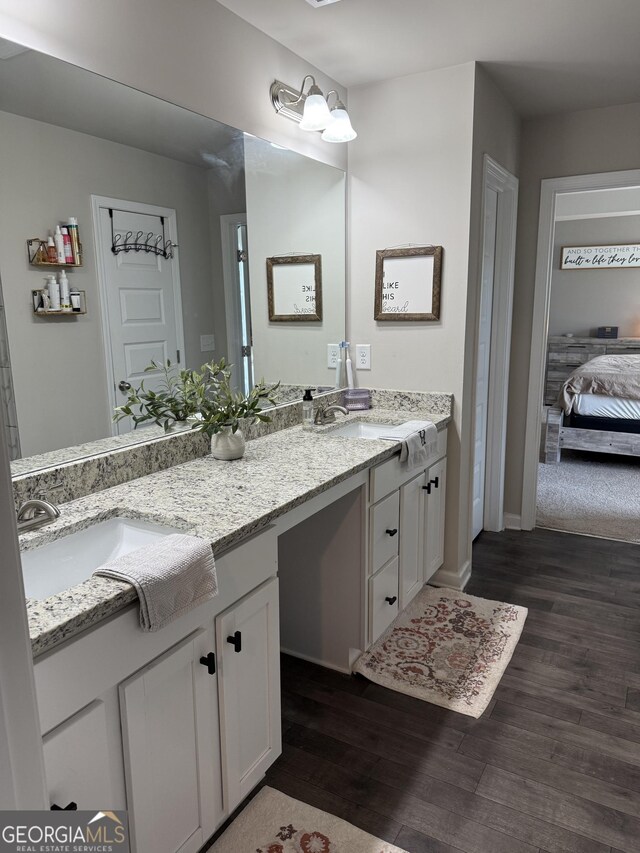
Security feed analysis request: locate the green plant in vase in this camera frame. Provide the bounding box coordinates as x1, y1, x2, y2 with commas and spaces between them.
114, 358, 280, 459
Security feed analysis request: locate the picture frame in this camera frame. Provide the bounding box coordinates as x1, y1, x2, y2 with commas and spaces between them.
560, 243, 640, 270
374, 245, 442, 321
266, 254, 323, 322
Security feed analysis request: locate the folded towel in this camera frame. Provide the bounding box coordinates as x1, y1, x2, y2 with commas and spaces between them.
396, 420, 438, 471
94, 533, 218, 631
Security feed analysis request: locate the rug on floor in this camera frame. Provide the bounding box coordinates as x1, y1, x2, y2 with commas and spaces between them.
537, 451, 640, 543
353, 585, 527, 718
210, 786, 409, 852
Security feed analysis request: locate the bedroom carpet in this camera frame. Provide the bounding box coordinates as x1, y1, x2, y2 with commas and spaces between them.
352, 586, 527, 718
537, 450, 640, 542
210, 787, 410, 852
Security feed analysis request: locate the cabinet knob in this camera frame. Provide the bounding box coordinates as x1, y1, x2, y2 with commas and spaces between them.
51, 802, 78, 811
422, 483, 431, 494
226, 630, 242, 653
385, 528, 398, 537
385, 596, 397, 605
199, 652, 216, 675
431, 476, 439, 489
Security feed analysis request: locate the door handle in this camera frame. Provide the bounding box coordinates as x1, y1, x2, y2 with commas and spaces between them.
385, 596, 397, 605
385, 528, 398, 537
118, 380, 132, 393
199, 652, 216, 675
226, 630, 242, 653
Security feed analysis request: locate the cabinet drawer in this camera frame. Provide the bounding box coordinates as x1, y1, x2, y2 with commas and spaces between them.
370, 491, 400, 574
370, 428, 446, 502
369, 556, 399, 644
607, 345, 640, 354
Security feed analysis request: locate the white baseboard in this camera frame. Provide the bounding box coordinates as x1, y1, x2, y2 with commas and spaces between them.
503, 513, 522, 530
430, 559, 472, 591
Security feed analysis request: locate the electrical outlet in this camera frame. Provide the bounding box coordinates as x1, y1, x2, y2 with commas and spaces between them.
327, 343, 340, 369
356, 344, 371, 370
200, 334, 215, 352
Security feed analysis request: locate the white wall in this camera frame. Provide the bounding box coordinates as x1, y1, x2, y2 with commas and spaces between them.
244, 136, 346, 386
0, 109, 218, 457
348, 63, 476, 581
0, 0, 347, 172
549, 215, 640, 337
506, 101, 640, 516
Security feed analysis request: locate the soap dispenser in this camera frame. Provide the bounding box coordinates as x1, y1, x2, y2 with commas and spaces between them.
302, 388, 315, 429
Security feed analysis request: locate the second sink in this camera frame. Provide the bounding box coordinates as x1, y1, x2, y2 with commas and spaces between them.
21, 516, 182, 600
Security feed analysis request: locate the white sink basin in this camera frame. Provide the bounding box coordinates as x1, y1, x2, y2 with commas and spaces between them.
21, 517, 181, 600
330, 421, 399, 439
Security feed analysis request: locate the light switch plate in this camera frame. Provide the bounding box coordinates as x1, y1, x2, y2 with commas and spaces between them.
327, 343, 340, 369
200, 334, 215, 352
356, 344, 371, 370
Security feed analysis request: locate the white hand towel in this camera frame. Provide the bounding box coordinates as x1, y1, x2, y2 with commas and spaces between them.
94, 533, 218, 631
398, 421, 438, 471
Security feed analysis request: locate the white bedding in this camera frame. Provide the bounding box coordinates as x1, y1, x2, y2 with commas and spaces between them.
574, 393, 640, 419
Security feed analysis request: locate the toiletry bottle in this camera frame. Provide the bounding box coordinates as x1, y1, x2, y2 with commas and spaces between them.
302, 388, 315, 429
58, 270, 71, 311
46, 235, 57, 263
48, 274, 61, 310
70, 288, 81, 312
61, 227, 74, 264
54, 225, 65, 264
66, 217, 81, 265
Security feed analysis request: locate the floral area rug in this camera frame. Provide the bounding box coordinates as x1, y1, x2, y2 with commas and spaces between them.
353, 586, 527, 718
210, 786, 409, 852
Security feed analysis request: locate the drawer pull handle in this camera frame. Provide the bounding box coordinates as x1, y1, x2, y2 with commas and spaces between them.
385, 528, 398, 537
199, 652, 216, 675
51, 802, 78, 811
385, 595, 397, 605
227, 630, 242, 653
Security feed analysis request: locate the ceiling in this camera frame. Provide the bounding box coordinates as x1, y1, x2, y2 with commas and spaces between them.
216, 0, 640, 117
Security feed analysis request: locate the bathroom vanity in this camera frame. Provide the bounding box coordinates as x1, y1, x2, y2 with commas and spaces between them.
21, 407, 449, 853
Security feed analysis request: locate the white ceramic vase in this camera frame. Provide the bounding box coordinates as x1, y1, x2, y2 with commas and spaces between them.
210, 427, 245, 460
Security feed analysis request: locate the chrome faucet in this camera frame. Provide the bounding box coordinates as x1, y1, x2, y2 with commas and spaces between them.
314, 404, 349, 426
16, 485, 62, 532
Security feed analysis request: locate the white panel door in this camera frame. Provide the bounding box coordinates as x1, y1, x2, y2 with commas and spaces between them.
119, 629, 221, 853
424, 457, 447, 581
96, 202, 184, 434
216, 578, 281, 814
472, 188, 498, 538
399, 471, 426, 608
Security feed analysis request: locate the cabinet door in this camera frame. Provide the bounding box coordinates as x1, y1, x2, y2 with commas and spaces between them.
399, 471, 426, 607
424, 457, 447, 581
119, 629, 222, 853
216, 578, 281, 814
43, 697, 125, 811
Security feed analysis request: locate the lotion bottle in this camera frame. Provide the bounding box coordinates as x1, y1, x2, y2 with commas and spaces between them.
58, 270, 71, 311
302, 388, 315, 429
47, 274, 60, 310
61, 227, 74, 264
54, 225, 65, 264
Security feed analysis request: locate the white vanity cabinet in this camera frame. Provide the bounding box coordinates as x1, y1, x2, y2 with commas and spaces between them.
368, 428, 447, 643
34, 527, 280, 853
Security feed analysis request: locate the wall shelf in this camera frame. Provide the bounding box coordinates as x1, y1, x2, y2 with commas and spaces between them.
27, 236, 83, 267
32, 289, 87, 317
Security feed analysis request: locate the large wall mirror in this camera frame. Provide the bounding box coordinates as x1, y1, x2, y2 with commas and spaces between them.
0, 38, 346, 471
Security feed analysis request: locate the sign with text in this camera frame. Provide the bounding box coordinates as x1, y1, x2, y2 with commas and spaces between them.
266, 254, 322, 321
0, 810, 129, 853
560, 244, 640, 269
375, 246, 442, 321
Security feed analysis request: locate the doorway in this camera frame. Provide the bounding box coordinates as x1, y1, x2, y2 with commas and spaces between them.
472, 156, 518, 538
221, 214, 253, 395
521, 170, 640, 538
92, 196, 186, 436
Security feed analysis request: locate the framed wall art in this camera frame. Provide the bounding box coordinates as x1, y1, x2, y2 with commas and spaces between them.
374, 245, 442, 321
560, 244, 640, 269
266, 254, 323, 321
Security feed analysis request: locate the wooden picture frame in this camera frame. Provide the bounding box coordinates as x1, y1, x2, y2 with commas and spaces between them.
266, 254, 322, 322
374, 246, 442, 321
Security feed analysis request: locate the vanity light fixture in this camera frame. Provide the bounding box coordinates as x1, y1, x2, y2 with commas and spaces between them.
270, 75, 357, 143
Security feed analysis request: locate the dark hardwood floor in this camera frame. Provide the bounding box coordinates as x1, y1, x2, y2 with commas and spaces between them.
261, 528, 640, 853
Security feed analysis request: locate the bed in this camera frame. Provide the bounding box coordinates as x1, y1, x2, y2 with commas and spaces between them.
544, 354, 640, 463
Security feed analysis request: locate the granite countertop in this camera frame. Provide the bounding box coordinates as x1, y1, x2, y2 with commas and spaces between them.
24, 408, 450, 657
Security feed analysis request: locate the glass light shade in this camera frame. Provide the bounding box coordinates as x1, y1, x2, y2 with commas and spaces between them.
299, 93, 333, 131
321, 107, 357, 143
